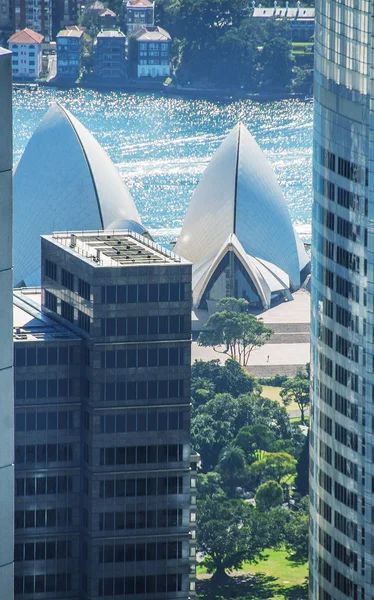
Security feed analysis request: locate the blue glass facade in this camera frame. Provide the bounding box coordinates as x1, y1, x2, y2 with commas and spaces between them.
310, 1, 374, 598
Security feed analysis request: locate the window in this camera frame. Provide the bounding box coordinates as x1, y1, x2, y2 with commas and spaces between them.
78, 278, 91, 300
44, 290, 57, 312
61, 300, 74, 323
100, 444, 183, 466
45, 259, 57, 281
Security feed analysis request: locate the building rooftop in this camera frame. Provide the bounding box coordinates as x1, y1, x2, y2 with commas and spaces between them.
88, 0, 105, 10
252, 6, 314, 19
57, 29, 84, 38
131, 26, 170, 41
99, 8, 117, 16
127, 0, 153, 7
97, 29, 125, 38
8, 28, 44, 44
13, 289, 79, 342
44, 230, 189, 267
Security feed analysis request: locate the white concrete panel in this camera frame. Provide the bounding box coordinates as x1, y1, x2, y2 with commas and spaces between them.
0, 563, 13, 596
175, 123, 310, 292
14, 102, 144, 286
0, 171, 12, 272
0, 367, 14, 469
175, 126, 237, 264
0, 270, 13, 371
0, 49, 12, 173
0, 466, 14, 566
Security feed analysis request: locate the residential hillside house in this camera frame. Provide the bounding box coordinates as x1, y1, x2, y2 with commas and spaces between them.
98, 7, 117, 29
125, 0, 154, 35
8, 27, 44, 78
13, 0, 52, 40
129, 25, 171, 78
251, 1, 314, 42
94, 30, 126, 79
56, 28, 83, 78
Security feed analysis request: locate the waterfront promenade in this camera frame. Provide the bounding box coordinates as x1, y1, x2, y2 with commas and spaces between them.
191, 290, 311, 377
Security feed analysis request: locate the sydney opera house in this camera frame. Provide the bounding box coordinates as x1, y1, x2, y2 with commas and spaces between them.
14, 102, 147, 287
175, 123, 310, 311
14, 105, 309, 310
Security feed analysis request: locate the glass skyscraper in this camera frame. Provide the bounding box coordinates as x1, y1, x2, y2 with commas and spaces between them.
310, 1, 374, 599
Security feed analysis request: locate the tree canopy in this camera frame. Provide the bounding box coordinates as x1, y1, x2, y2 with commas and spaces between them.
198, 308, 273, 366
255, 480, 284, 512
197, 497, 272, 580
280, 369, 310, 424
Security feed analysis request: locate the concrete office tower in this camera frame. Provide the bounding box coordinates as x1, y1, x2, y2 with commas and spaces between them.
0, 47, 14, 599
310, 1, 374, 599
14, 230, 195, 599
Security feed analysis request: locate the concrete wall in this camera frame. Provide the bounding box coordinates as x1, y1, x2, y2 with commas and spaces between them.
0, 47, 14, 599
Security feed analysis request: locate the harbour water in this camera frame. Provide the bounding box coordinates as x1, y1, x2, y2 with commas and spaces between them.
13, 87, 313, 247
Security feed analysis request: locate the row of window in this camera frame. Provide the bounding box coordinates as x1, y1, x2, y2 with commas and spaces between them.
315, 260, 363, 303
14, 346, 73, 367
14, 540, 72, 562
99, 508, 183, 531
101, 282, 185, 304
15, 410, 75, 432
100, 409, 186, 434
98, 574, 182, 597
314, 141, 367, 186
313, 200, 367, 243
101, 347, 185, 369
100, 444, 183, 466
15, 475, 73, 497
15, 443, 74, 465
15, 378, 74, 400
317, 498, 359, 542
99, 540, 182, 563
15, 573, 72, 596
45, 259, 91, 300
99, 475, 183, 499
101, 315, 188, 337
15, 508, 73, 530
100, 379, 185, 402
318, 351, 360, 393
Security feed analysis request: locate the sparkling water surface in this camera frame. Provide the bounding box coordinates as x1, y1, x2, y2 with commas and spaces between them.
13, 87, 313, 247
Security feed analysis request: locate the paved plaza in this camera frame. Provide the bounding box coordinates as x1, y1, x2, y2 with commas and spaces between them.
191, 290, 311, 377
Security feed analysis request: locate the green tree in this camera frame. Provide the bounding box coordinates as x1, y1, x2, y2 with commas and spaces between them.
197, 497, 271, 581
197, 472, 225, 499
191, 359, 258, 397
234, 424, 277, 460
280, 376, 310, 424
260, 36, 295, 89
191, 376, 215, 409
217, 446, 248, 497
248, 452, 297, 487
284, 496, 309, 563
198, 309, 273, 366
255, 480, 284, 512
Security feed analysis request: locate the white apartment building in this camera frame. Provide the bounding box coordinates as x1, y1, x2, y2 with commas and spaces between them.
8, 27, 44, 78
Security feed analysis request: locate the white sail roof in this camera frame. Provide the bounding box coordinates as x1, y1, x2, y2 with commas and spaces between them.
175, 123, 309, 290
14, 102, 145, 286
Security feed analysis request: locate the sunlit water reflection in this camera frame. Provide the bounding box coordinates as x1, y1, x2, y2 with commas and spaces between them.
13, 87, 313, 247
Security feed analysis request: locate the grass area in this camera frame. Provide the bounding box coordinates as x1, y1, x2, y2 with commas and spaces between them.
260, 385, 300, 415
197, 547, 308, 600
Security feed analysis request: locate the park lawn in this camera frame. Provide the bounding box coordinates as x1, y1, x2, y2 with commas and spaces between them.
260, 385, 300, 414
197, 547, 308, 598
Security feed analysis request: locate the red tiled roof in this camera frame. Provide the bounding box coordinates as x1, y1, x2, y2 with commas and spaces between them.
8, 28, 44, 44
127, 0, 153, 7
99, 8, 117, 16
